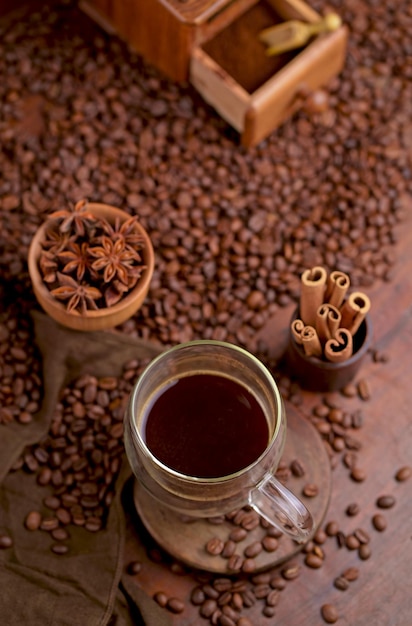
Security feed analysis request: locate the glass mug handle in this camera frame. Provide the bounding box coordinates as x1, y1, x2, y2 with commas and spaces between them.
248, 473, 313, 542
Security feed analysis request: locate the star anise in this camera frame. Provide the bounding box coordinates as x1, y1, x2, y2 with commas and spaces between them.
41, 225, 76, 255
48, 199, 97, 237
101, 215, 145, 250
57, 241, 91, 281
88, 236, 141, 285
51, 273, 102, 314
38, 250, 58, 283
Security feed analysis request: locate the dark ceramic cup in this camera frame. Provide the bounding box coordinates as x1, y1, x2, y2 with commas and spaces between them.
286, 311, 372, 392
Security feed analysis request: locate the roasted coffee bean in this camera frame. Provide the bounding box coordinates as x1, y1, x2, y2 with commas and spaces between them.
190, 586, 206, 605
241, 589, 256, 608
282, 563, 301, 580
244, 541, 262, 558
350, 467, 367, 482
153, 591, 168, 608
0, 534, 13, 549
166, 597, 185, 614
51, 528, 69, 541
346, 502, 360, 516
127, 560, 142, 575
325, 520, 339, 536
253, 583, 270, 599
358, 544, 372, 560
334, 576, 349, 591
227, 555, 243, 572
290, 459, 305, 476
213, 578, 232, 593
354, 528, 370, 544
346, 534, 360, 550
217, 591, 232, 607
203, 585, 219, 600
222, 540, 236, 558
302, 483, 319, 497
305, 553, 323, 569
242, 558, 256, 573
395, 466, 412, 482
341, 383, 357, 398
321, 603, 339, 624
343, 566, 359, 581
313, 529, 327, 544
51, 543, 69, 555
206, 537, 225, 556
200, 598, 218, 618
357, 379, 370, 401
372, 513, 387, 531
25, 510, 42, 531
237, 618, 253, 626
269, 575, 286, 590
229, 527, 247, 542
262, 536, 279, 552
376, 495, 396, 509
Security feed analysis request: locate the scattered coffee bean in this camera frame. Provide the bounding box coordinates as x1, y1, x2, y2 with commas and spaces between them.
25, 510, 42, 531
346, 503, 360, 516
334, 576, 349, 591
376, 495, 396, 509
51, 543, 69, 555
127, 561, 142, 575
0, 534, 13, 549
372, 513, 387, 531
302, 483, 319, 497
190, 586, 206, 605
358, 544, 372, 560
354, 528, 370, 544
262, 536, 279, 552
341, 383, 357, 397
244, 541, 262, 558
342, 567, 359, 581
395, 466, 412, 482
166, 597, 185, 614
325, 521, 339, 537
153, 591, 168, 608
206, 537, 225, 556
305, 553, 323, 569
321, 603, 339, 623
350, 467, 367, 482
346, 534, 360, 550
290, 459, 305, 477
357, 379, 370, 400
282, 563, 301, 580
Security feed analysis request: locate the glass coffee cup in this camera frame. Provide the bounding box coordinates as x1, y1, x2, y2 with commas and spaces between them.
124, 340, 313, 542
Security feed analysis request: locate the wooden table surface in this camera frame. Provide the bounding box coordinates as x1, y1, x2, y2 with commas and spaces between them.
124, 214, 412, 625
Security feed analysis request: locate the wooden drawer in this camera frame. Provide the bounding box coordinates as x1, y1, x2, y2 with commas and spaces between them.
190, 0, 348, 146
80, 0, 347, 147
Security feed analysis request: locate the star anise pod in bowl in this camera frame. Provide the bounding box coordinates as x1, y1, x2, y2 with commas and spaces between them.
28, 200, 155, 331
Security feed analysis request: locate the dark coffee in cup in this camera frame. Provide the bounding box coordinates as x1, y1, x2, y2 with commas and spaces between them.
143, 373, 269, 478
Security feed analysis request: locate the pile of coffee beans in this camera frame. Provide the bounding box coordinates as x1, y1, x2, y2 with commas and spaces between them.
10, 358, 149, 554
0, 307, 43, 426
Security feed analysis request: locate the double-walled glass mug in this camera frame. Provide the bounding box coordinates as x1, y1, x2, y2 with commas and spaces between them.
124, 340, 313, 542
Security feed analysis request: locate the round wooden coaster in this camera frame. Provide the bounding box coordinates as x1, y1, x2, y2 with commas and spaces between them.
133, 404, 331, 573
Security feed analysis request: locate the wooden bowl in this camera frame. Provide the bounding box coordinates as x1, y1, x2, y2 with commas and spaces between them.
28, 203, 154, 331
286, 310, 372, 392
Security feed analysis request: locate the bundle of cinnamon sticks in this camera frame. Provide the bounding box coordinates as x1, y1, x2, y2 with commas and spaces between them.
292, 266, 371, 363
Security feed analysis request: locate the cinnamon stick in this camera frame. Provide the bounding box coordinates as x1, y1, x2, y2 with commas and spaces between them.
315, 303, 341, 344
300, 266, 328, 327
340, 292, 371, 335
291, 318, 305, 345
301, 325, 323, 358
324, 328, 353, 363
325, 270, 350, 308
